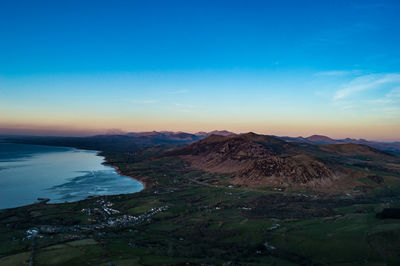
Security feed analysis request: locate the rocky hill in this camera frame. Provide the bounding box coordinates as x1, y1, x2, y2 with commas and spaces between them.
166, 133, 337, 188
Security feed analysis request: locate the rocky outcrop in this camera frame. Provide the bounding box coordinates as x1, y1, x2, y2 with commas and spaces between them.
236, 154, 334, 187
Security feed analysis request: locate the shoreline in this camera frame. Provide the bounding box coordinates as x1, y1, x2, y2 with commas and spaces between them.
107, 163, 148, 190
100, 154, 151, 191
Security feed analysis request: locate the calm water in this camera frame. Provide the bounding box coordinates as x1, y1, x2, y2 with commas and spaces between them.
0, 143, 143, 209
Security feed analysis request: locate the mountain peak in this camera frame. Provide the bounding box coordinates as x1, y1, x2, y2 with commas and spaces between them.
306, 135, 335, 143
207, 130, 236, 136
194, 130, 236, 137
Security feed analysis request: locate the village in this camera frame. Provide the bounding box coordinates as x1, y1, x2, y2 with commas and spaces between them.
26, 198, 168, 238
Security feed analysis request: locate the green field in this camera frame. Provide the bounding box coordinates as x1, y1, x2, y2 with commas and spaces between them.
1, 154, 400, 265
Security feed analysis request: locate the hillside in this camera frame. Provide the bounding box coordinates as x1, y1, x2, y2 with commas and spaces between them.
167, 133, 337, 188
2, 132, 203, 152
164, 132, 400, 191
320, 143, 393, 157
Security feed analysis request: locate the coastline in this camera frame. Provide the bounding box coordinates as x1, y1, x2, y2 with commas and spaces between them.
108, 164, 148, 190
101, 156, 151, 191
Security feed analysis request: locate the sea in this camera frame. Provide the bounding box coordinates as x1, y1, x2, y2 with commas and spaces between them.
0, 143, 143, 209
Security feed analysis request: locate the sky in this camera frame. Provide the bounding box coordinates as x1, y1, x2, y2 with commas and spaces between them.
1, 0, 400, 141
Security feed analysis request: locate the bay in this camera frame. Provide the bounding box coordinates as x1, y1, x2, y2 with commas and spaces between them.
0, 143, 143, 209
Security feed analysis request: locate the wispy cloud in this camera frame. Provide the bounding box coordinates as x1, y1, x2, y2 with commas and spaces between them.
332, 73, 400, 120
334, 73, 400, 100
386, 87, 400, 98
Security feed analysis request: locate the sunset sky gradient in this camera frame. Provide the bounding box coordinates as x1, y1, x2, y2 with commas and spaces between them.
1, 0, 400, 140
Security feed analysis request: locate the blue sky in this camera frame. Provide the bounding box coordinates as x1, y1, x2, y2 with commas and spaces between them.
1, 0, 400, 140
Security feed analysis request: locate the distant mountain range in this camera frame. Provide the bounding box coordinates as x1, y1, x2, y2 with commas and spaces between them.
126, 130, 235, 138
119, 130, 236, 144
2, 130, 399, 155
197, 130, 236, 136
0, 130, 236, 151
279, 134, 400, 155
118, 131, 400, 155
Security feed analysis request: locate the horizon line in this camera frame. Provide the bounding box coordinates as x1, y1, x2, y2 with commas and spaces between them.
0, 127, 399, 143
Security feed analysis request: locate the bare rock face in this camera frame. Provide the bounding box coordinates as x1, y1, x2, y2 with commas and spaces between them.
236, 154, 334, 187
167, 133, 336, 188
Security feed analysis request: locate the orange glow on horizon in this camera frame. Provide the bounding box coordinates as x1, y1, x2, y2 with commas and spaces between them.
1, 118, 399, 142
